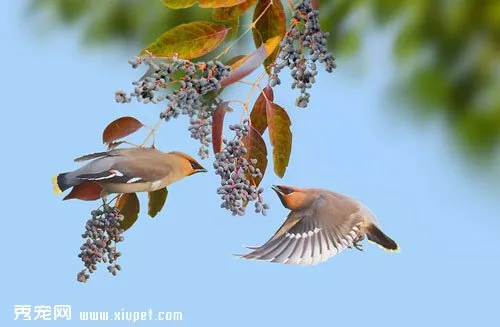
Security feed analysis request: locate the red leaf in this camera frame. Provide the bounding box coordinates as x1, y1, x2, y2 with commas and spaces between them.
213, 0, 258, 21
262, 84, 274, 100
221, 36, 280, 87
252, 0, 286, 73
63, 182, 103, 201
242, 125, 268, 187
102, 116, 143, 145
250, 86, 273, 134
212, 101, 231, 153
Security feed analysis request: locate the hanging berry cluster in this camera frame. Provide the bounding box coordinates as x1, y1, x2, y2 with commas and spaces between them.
271, 0, 336, 108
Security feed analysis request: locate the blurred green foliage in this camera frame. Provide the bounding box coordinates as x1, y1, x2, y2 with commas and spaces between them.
321, 0, 500, 161
29, 0, 500, 162
28, 0, 212, 45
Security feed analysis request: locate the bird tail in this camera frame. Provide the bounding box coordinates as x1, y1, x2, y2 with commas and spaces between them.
52, 173, 73, 194
366, 224, 399, 252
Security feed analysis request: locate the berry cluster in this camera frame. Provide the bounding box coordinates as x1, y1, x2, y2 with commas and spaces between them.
214, 121, 269, 216
116, 55, 231, 159
188, 110, 212, 159
270, 0, 336, 108
76, 206, 124, 283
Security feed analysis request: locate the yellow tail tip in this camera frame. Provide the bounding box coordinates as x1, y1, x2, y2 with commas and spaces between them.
368, 240, 400, 253
385, 245, 401, 253
52, 174, 62, 195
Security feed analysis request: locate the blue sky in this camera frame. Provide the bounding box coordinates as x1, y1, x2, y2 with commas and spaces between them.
2, 1, 500, 326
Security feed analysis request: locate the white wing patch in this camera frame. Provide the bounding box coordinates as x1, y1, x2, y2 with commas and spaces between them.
109, 169, 123, 177
285, 227, 321, 239
92, 175, 115, 181
92, 170, 123, 181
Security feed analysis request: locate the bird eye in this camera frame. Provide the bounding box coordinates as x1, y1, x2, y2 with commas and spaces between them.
190, 161, 203, 170
281, 187, 294, 195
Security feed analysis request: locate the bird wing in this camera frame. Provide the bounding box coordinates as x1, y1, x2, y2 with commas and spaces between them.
76, 169, 143, 184
72, 146, 144, 163
241, 195, 365, 265
73, 151, 109, 163
75, 148, 172, 184
110, 155, 173, 182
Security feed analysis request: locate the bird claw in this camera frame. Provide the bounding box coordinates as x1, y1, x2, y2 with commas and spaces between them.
353, 241, 363, 252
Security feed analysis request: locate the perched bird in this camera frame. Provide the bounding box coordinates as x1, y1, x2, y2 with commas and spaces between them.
242, 185, 398, 265
52, 147, 207, 201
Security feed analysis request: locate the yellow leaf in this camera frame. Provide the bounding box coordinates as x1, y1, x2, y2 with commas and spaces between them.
162, 0, 196, 9
266, 102, 292, 177
148, 188, 168, 218
116, 193, 140, 231
163, 0, 247, 9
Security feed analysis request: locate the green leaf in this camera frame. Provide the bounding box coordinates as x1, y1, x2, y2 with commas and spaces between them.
250, 86, 273, 134
266, 102, 292, 178
162, 0, 196, 9
226, 17, 240, 38
252, 0, 286, 74
336, 30, 360, 56
148, 188, 168, 218
116, 193, 140, 231
213, 0, 258, 21
242, 125, 268, 187
394, 23, 423, 60
142, 21, 230, 59
164, 0, 248, 9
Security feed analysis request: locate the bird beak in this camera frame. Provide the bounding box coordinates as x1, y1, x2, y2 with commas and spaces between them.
271, 185, 284, 195
196, 167, 208, 173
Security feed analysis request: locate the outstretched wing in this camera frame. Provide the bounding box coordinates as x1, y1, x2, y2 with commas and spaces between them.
241, 196, 364, 265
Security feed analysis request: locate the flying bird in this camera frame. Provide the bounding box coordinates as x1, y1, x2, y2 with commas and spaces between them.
241, 185, 398, 265
52, 147, 207, 201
